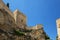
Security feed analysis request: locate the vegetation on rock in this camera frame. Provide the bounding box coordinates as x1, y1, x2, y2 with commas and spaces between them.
13, 29, 25, 36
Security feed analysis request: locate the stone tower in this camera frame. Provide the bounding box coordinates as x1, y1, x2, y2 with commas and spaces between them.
56, 18, 60, 40
13, 9, 26, 29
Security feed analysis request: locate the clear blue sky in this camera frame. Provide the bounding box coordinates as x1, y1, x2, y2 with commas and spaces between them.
3, 0, 60, 40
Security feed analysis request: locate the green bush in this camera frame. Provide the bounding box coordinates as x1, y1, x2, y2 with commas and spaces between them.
14, 30, 25, 36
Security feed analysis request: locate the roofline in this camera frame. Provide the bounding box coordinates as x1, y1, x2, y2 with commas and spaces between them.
13, 9, 26, 18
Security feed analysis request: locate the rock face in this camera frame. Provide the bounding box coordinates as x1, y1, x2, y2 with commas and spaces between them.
0, 0, 50, 40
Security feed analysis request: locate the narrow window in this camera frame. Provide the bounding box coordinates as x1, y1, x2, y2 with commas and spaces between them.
21, 19, 23, 22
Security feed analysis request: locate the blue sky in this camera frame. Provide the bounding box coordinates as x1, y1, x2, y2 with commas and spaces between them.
3, 0, 60, 40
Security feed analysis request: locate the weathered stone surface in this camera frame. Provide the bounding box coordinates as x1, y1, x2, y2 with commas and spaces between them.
0, 0, 50, 40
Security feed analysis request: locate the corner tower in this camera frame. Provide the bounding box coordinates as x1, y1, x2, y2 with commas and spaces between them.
13, 9, 26, 29
56, 18, 60, 40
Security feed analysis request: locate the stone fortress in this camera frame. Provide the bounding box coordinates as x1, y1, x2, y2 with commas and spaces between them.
0, 0, 50, 40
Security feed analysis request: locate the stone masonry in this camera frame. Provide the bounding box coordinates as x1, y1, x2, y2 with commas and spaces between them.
0, 0, 50, 40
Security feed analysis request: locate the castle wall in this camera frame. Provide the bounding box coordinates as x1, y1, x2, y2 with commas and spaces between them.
0, 0, 49, 40
0, 0, 14, 18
